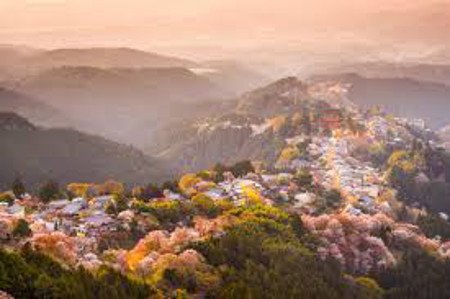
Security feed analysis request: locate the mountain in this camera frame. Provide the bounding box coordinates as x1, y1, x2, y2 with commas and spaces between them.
24, 47, 197, 69
150, 77, 332, 173
322, 62, 450, 86
0, 45, 42, 80
310, 73, 450, 129
0, 44, 41, 66
0, 46, 199, 83
14, 66, 218, 104
236, 77, 311, 116
0, 113, 167, 188
7, 66, 223, 145
198, 60, 269, 95
0, 87, 66, 127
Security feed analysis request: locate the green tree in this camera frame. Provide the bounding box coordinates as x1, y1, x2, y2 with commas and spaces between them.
162, 180, 180, 193
323, 189, 342, 209
417, 213, 450, 240
0, 192, 14, 206
142, 183, 163, 200
230, 160, 255, 177
114, 194, 129, 213
105, 201, 116, 215
38, 181, 60, 203
294, 168, 313, 189
192, 193, 219, 218
12, 219, 32, 238
11, 178, 26, 199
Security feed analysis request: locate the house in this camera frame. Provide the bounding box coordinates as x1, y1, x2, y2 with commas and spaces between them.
92, 195, 114, 210
83, 212, 113, 228
318, 108, 341, 130
439, 212, 449, 221
294, 193, 316, 208
204, 188, 226, 200
7, 204, 25, 217
0, 202, 8, 213
61, 198, 87, 216
163, 190, 184, 201
343, 204, 362, 216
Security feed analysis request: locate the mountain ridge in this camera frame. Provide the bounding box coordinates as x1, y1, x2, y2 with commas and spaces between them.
0, 113, 168, 188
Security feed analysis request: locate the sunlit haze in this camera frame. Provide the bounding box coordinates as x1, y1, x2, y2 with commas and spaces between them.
1, 0, 450, 68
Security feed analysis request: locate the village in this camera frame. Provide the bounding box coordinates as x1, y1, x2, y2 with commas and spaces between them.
1, 105, 449, 274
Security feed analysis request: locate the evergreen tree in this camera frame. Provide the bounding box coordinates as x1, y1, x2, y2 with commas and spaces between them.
11, 178, 26, 199
12, 219, 32, 238
38, 180, 60, 203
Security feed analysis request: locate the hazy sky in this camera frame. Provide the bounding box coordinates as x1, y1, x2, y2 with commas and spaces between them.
1, 0, 449, 62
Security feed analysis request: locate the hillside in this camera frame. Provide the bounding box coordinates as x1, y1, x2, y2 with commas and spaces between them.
24, 47, 197, 69
310, 73, 450, 129
199, 60, 269, 95
7, 66, 224, 145
151, 77, 336, 173
0, 87, 66, 127
0, 113, 167, 188
15, 66, 218, 101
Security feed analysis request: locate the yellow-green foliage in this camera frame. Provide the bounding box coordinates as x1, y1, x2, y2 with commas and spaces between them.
137, 200, 184, 224
216, 199, 234, 212
355, 276, 384, 298
178, 174, 201, 196
277, 146, 300, 164
196, 170, 215, 181
96, 180, 124, 196
387, 150, 418, 174
67, 183, 91, 198
227, 204, 290, 225
192, 193, 219, 217
241, 185, 263, 205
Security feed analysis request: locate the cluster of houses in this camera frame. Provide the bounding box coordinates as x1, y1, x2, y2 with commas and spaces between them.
0, 194, 121, 242
309, 135, 390, 215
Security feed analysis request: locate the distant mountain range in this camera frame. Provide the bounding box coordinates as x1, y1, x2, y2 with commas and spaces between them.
13, 66, 219, 105
0, 112, 167, 188
0, 45, 266, 146
5, 66, 223, 145
23, 47, 198, 69
322, 62, 450, 86
200, 60, 269, 94
0, 46, 195, 75
310, 73, 450, 129
0, 45, 266, 95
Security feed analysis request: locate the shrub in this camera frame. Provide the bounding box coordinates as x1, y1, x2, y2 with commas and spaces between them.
12, 219, 32, 238
38, 181, 60, 203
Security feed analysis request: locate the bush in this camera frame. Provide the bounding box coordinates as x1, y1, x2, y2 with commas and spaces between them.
11, 178, 26, 199
191, 193, 219, 218
229, 161, 255, 178
294, 168, 313, 189
12, 219, 32, 238
137, 200, 185, 224
38, 181, 60, 203
0, 192, 14, 206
